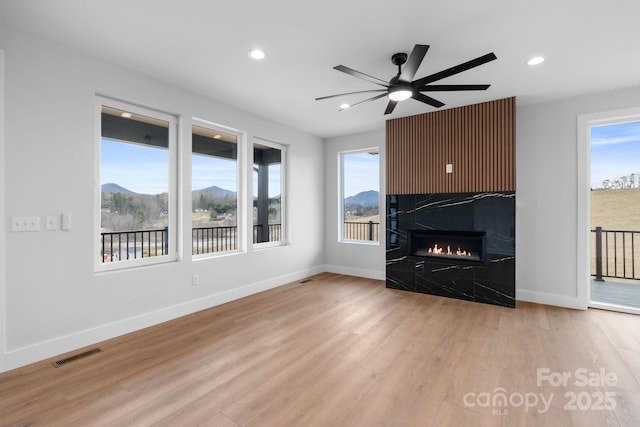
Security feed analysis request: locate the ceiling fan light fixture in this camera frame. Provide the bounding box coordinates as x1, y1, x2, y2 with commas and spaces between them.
388, 88, 413, 102
527, 56, 544, 66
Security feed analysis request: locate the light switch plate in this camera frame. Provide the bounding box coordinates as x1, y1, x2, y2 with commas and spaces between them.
446, 163, 453, 174
62, 213, 71, 230
11, 216, 40, 232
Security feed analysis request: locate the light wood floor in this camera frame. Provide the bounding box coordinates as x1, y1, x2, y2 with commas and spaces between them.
1, 273, 639, 426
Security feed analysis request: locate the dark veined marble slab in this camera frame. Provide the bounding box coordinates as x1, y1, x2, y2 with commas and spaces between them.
386, 192, 515, 308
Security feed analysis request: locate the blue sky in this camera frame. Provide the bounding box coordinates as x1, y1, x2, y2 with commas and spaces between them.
101, 139, 168, 194
192, 154, 237, 192
591, 121, 640, 188
102, 139, 280, 196
343, 151, 379, 197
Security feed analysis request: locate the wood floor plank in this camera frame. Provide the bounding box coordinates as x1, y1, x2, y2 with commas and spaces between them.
0, 273, 639, 426
243, 386, 322, 427
574, 319, 640, 394
152, 408, 240, 427
221, 330, 358, 425
297, 365, 379, 426
433, 401, 496, 426
611, 387, 640, 426
338, 350, 434, 426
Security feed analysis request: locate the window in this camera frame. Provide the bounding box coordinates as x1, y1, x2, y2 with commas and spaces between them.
253, 139, 286, 245
192, 123, 240, 255
97, 99, 177, 269
340, 149, 380, 243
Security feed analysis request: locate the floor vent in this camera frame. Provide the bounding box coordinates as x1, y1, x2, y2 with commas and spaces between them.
300, 278, 313, 284
52, 348, 102, 368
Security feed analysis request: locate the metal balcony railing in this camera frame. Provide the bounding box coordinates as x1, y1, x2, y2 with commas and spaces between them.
592, 226, 640, 281
192, 225, 238, 254
101, 224, 283, 262
343, 221, 379, 241
101, 228, 168, 262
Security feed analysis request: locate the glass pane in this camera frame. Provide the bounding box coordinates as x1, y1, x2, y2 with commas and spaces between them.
342, 150, 380, 242
253, 142, 282, 243
192, 125, 238, 254
100, 105, 170, 263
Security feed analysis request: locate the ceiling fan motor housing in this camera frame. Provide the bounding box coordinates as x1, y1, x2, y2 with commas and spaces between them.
391, 52, 408, 66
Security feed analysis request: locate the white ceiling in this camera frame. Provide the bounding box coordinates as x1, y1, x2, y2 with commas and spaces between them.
1, 0, 639, 139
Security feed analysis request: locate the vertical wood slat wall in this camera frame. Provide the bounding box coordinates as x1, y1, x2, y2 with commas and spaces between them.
386, 97, 515, 194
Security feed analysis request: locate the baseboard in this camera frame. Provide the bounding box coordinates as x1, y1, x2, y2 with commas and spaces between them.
516, 288, 587, 310
323, 264, 385, 281
3, 265, 324, 372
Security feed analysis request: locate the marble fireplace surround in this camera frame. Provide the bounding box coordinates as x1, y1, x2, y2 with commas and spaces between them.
386, 192, 516, 308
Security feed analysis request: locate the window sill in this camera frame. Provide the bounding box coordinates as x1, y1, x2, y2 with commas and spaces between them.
339, 239, 380, 246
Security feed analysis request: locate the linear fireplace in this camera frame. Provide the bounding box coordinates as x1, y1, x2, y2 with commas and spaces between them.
386, 192, 515, 308
408, 229, 486, 264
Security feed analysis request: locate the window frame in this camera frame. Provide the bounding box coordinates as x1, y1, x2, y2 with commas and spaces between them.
94, 96, 179, 272
338, 147, 381, 245
252, 137, 287, 249
191, 118, 244, 259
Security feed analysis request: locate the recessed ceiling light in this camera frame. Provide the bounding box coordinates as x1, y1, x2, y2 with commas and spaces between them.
121, 112, 132, 118
213, 134, 222, 139
527, 56, 545, 66
339, 103, 350, 110
249, 49, 265, 60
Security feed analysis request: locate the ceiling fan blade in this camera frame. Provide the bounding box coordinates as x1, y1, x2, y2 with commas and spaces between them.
417, 84, 491, 92
384, 100, 398, 115
334, 65, 389, 87
341, 92, 388, 110
399, 44, 429, 83
412, 52, 497, 87
412, 92, 445, 108
315, 89, 386, 101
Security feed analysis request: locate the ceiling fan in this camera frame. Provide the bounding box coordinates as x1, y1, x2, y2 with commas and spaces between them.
316, 44, 497, 115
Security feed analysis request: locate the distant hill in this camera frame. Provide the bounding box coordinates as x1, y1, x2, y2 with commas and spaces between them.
101, 183, 138, 195
345, 190, 379, 207
197, 185, 236, 199
591, 187, 640, 230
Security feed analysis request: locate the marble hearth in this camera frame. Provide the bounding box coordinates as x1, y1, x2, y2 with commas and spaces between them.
386, 192, 515, 308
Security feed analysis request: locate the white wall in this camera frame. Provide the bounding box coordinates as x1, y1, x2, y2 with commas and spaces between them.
1, 25, 324, 371
516, 86, 640, 309
324, 129, 386, 280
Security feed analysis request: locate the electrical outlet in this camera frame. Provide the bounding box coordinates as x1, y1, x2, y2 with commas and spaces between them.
192, 274, 200, 286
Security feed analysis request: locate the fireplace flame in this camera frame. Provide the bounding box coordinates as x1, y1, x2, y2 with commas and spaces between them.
427, 243, 472, 257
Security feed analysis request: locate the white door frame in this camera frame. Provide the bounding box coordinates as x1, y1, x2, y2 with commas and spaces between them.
577, 107, 640, 315
0, 50, 6, 371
